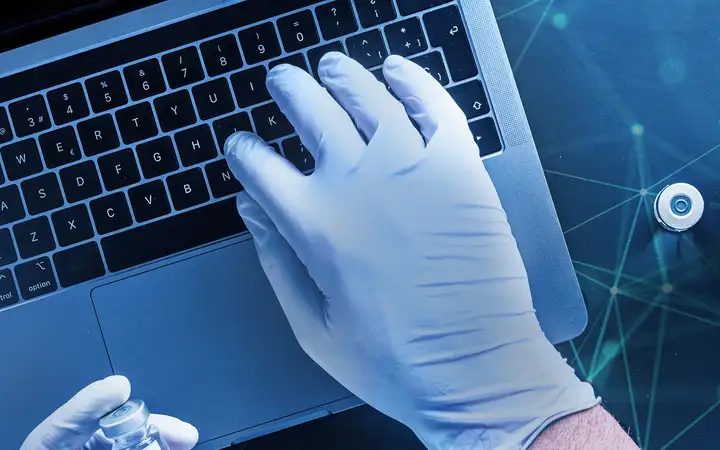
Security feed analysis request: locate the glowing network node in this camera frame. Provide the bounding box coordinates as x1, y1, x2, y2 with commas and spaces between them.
640, 189, 648, 196
661, 284, 673, 294
610, 287, 619, 295
601, 340, 620, 359
631, 123, 644, 137
552, 13, 568, 30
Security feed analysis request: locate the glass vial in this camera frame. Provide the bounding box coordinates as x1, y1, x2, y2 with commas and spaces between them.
99, 399, 170, 450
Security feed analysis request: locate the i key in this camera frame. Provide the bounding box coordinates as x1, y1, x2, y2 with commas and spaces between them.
123, 59, 167, 101
15, 256, 57, 300
85, 71, 128, 113
316, 1, 359, 40
39, 127, 82, 169
230, 67, 271, 108
47, 83, 90, 126
238, 22, 282, 65
277, 11, 320, 53
424, 6, 478, 82
200, 35, 243, 77
9, 95, 51, 137
162, 47, 205, 89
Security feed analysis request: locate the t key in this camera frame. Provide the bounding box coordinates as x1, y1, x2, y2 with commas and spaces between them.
116, 102, 159, 144
9, 95, 51, 137
123, 58, 167, 101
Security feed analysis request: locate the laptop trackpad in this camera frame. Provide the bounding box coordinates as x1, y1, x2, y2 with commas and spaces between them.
92, 239, 349, 444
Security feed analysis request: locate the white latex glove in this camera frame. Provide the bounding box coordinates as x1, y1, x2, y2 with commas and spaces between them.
21, 376, 198, 450
225, 53, 599, 450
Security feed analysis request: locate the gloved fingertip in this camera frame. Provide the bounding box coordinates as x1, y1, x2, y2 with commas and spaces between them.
237, 192, 272, 245
101, 375, 131, 397
383, 54, 406, 71
148, 414, 200, 449
224, 130, 259, 156
317, 51, 348, 79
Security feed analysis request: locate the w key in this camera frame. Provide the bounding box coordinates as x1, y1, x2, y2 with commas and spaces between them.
1, 139, 43, 181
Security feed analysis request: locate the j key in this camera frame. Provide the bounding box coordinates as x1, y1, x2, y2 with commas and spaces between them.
175, 124, 218, 167
238, 22, 282, 65
252, 102, 294, 142
206, 159, 243, 198
21, 173, 64, 215
59, 161, 103, 203
447, 80, 490, 119
0, 229, 18, 267
277, 11, 320, 53
53, 242, 106, 288
0, 107, 13, 145
77, 114, 120, 156
85, 70, 129, 113
308, 41, 346, 79
282, 136, 315, 172
316, 1, 358, 40
410, 51, 449, 86
354, 0, 397, 28
90, 192, 133, 234
0, 268, 18, 307
13, 216, 56, 259
15, 257, 57, 300
162, 47, 205, 89
128, 181, 171, 223
346, 30, 388, 68
269, 54, 310, 72
154, 90, 197, 133
230, 66, 271, 108
424, 6, 478, 82
0, 185, 26, 226
213, 112, 253, 151
200, 34, 244, 77
1, 139, 44, 181
123, 59, 167, 101
98, 149, 141, 191
396, 0, 452, 15
9, 95, 51, 137
167, 168, 210, 211
47, 83, 90, 126
192, 78, 236, 121
51, 205, 94, 247
116, 102, 159, 144
136, 137, 179, 179
385, 17, 428, 57
39, 127, 82, 169
469, 118, 503, 156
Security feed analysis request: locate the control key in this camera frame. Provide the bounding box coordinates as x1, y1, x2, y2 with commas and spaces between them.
0, 269, 19, 308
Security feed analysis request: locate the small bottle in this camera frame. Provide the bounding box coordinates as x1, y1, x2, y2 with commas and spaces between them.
99, 399, 170, 450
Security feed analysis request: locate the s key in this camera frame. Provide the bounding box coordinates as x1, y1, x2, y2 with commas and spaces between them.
238, 22, 282, 65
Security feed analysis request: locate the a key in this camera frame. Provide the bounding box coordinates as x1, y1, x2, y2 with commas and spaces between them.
136, 137, 179, 179
192, 78, 236, 120
308, 41, 346, 79
98, 149, 141, 191
13, 216, 56, 259
213, 112, 253, 151
162, 47, 205, 89
59, 161, 103, 203
116, 102, 159, 144
175, 124, 218, 167
346, 29, 388, 68
0, 107, 13, 145
251, 102, 294, 141
14, 256, 57, 300
269, 54, 310, 73
39, 127, 82, 169
123, 58, 167, 101
424, 6, 478, 82
409, 51, 449, 86
316, 1, 358, 40
205, 159, 243, 198
9, 95, 52, 137
282, 136, 315, 172
200, 34, 244, 77
85, 71, 129, 113
396, 0, 452, 15
0, 229, 18, 267
166, 168, 210, 211
1, 139, 44, 181
77, 114, 120, 156
469, 118, 502, 156
277, 11, 320, 53
154, 90, 197, 133
47, 83, 90, 126
0, 268, 18, 307
51, 205, 94, 247
354, 0, 397, 28
0, 185, 26, 226
447, 80, 490, 119
230, 67, 271, 108
90, 192, 133, 234
128, 180, 172, 223
53, 242, 106, 288
21, 173, 64, 215
238, 22, 282, 65
385, 17, 428, 57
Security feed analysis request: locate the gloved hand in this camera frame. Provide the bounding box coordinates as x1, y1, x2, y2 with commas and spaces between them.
21, 376, 198, 450
225, 52, 599, 450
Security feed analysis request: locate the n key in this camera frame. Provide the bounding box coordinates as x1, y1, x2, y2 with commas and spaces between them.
205, 160, 243, 198
1, 139, 44, 181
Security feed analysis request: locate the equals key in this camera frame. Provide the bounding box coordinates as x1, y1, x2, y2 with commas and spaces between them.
0, 269, 19, 308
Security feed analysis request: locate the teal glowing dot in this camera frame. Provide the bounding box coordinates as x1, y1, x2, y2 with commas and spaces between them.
640, 189, 648, 196
631, 124, 644, 137
602, 340, 620, 359
552, 13, 568, 30
610, 287, 619, 295
662, 284, 673, 294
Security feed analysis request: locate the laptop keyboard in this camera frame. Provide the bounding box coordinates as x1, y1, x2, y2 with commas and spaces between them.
0, 0, 503, 308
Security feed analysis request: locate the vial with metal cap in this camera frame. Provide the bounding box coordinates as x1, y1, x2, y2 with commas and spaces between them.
654, 182, 705, 232
99, 400, 170, 450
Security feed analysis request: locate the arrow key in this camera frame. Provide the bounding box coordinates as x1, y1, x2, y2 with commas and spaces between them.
447, 79, 490, 119
0, 269, 18, 308
469, 117, 503, 157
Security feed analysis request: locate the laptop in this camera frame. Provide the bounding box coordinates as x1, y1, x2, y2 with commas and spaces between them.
0, 1, 587, 448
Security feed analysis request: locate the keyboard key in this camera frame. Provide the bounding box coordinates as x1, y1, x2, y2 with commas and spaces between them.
277, 11, 320, 53
0, 268, 18, 307
21, 173, 64, 215
154, 90, 198, 133
1, 139, 44, 181
206, 159, 243, 198
175, 124, 218, 167
77, 114, 120, 156
0, 229, 18, 267
116, 102, 159, 144
102, 198, 246, 272
9, 95, 51, 137
424, 6, 478, 82
469, 118, 502, 156
316, 1, 359, 40
409, 51, 449, 86
123, 58, 167, 101
98, 149, 141, 191
308, 41, 346, 79
51, 205, 94, 247
128, 181, 172, 223
346, 29, 388, 68
385, 17, 428, 57
238, 22, 282, 65
0, 185, 26, 226
13, 216, 56, 259
200, 34, 244, 77
39, 126, 82, 169
47, 83, 91, 126
85, 71, 129, 113
90, 193, 133, 234
15, 257, 57, 300
60, 161, 103, 203
252, 102, 294, 141
53, 242, 106, 287
0, 107, 13, 145
213, 112, 253, 151
396, 0, 452, 15
269, 54, 310, 73
192, 78, 236, 121
354, 0, 397, 27
136, 137, 179, 179
282, 136, 315, 172
230, 66, 271, 108
167, 168, 210, 211
162, 47, 205, 89
447, 80, 490, 119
